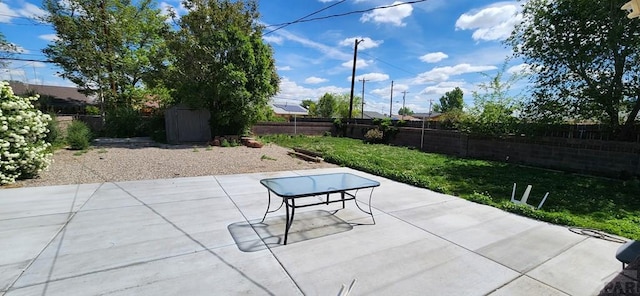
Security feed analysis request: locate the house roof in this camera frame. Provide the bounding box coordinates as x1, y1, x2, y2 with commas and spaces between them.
362, 111, 388, 119
7, 81, 96, 106
271, 103, 308, 115
412, 112, 442, 119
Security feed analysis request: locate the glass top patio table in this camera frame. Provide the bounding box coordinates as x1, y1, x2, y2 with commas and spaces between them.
259, 173, 380, 198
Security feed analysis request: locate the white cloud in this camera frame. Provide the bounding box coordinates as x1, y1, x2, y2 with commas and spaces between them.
419, 52, 448, 63
18, 3, 47, 19
275, 30, 351, 60
263, 35, 284, 45
360, 1, 413, 27
276, 77, 349, 102
0, 3, 18, 23
341, 59, 372, 69
507, 63, 534, 74
305, 76, 328, 84
277, 66, 292, 71
420, 81, 467, 95
0, 68, 26, 81
339, 37, 384, 50
371, 83, 409, 97
160, 1, 186, 21
455, 2, 523, 41
414, 63, 497, 83
353, 73, 389, 82
39, 34, 59, 42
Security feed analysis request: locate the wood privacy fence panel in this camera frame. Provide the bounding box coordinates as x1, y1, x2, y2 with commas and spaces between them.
253, 122, 640, 178
165, 105, 211, 144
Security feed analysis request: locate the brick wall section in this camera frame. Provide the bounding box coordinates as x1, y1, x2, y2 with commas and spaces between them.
252, 121, 334, 136
253, 122, 640, 177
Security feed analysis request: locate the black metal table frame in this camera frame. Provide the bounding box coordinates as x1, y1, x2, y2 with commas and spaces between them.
260, 184, 378, 245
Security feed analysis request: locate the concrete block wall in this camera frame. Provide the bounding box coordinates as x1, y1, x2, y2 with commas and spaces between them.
252, 122, 640, 178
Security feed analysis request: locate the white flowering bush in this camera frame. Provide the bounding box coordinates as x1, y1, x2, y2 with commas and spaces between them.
0, 81, 53, 185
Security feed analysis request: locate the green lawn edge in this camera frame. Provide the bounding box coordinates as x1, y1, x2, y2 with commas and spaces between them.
262, 135, 640, 240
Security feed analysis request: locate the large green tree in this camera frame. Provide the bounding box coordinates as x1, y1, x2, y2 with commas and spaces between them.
398, 106, 414, 116
507, 0, 640, 138
167, 0, 279, 136
316, 93, 337, 118
43, 0, 171, 108
434, 87, 464, 113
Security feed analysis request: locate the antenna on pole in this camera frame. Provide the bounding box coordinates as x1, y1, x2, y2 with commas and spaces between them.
359, 78, 369, 119
389, 80, 394, 118
400, 91, 409, 120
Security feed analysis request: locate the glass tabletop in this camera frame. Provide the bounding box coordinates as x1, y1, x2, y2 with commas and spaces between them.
260, 173, 380, 198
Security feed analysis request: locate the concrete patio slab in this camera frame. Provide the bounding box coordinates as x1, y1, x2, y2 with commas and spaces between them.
0, 167, 626, 295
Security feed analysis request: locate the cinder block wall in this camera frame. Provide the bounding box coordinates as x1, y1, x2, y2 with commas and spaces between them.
253, 122, 640, 178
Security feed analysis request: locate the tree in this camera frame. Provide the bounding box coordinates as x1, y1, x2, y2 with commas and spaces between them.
43, 0, 171, 109
434, 87, 464, 113
316, 93, 337, 118
0, 32, 17, 69
463, 63, 523, 136
507, 0, 640, 139
167, 0, 279, 136
398, 106, 414, 116
335, 93, 361, 118
300, 99, 317, 116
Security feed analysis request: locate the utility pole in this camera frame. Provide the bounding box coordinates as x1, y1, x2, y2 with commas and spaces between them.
359, 78, 369, 119
427, 98, 434, 128
349, 39, 364, 120
400, 91, 409, 120
389, 80, 394, 118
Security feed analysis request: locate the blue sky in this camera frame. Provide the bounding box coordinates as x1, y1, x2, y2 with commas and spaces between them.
0, 0, 527, 114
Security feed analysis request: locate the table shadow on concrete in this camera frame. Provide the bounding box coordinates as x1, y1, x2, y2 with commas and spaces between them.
228, 210, 353, 252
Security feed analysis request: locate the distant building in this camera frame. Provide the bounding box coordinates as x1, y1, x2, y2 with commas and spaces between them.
362, 111, 388, 119
7, 81, 97, 114
412, 112, 443, 121
271, 103, 308, 120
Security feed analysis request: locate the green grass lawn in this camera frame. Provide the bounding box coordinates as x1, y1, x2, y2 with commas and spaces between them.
262, 134, 640, 240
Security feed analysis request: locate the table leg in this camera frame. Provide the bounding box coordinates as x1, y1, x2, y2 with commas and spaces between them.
261, 190, 284, 223
284, 198, 296, 245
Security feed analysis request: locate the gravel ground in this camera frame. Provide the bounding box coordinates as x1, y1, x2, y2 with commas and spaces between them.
4, 139, 339, 188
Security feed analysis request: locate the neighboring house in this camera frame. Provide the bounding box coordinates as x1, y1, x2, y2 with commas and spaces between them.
8, 81, 97, 114
271, 103, 308, 120
412, 112, 443, 121
362, 111, 388, 119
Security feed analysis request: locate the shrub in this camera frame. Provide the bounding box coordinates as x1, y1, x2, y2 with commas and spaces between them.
45, 113, 64, 148
66, 120, 92, 150
85, 105, 101, 115
0, 81, 53, 184
364, 128, 384, 144
104, 107, 143, 137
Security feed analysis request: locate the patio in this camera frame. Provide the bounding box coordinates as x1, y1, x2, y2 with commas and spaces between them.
0, 167, 627, 295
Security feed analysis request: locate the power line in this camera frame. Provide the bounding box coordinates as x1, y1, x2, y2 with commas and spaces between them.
0, 57, 52, 63
264, 0, 347, 35
359, 51, 420, 77
265, 0, 428, 34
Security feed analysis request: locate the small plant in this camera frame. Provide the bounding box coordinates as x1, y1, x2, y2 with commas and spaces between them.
261, 154, 276, 161
221, 139, 231, 147
66, 120, 92, 150
85, 105, 101, 115
205, 145, 212, 151
45, 113, 65, 149
192, 146, 199, 152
